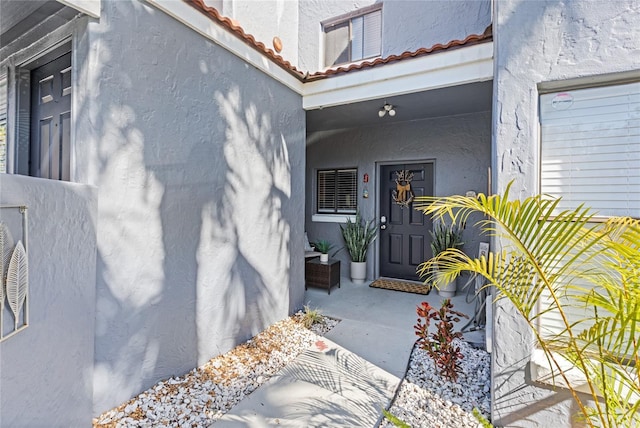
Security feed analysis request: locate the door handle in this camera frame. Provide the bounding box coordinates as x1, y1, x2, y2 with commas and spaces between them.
380, 215, 387, 224
381, 224, 387, 230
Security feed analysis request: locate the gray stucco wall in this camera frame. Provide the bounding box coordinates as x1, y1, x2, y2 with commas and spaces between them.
305, 111, 491, 282
210, 0, 300, 67
0, 174, 97, 427
297, 0, 491, 72
73, 0, 306, 414
492, 1, 640, 426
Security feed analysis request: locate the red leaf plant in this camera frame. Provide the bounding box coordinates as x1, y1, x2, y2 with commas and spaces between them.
414, 299, 469, 382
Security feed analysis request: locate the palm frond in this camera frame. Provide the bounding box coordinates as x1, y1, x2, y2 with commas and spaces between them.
414, 182, 640, 427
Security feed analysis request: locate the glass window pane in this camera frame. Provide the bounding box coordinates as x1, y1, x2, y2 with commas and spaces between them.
324, 21, 349, 67
350, 16, 363, 61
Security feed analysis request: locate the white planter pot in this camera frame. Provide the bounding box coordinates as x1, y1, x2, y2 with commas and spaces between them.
320, 253, 329, 263
436, 269, 457, 297
350, 261, 367, 284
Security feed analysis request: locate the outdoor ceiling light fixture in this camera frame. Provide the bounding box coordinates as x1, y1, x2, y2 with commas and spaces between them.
378, 103, 396, 118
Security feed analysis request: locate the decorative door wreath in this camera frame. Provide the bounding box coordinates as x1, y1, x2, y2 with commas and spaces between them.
392, 170, 414, 208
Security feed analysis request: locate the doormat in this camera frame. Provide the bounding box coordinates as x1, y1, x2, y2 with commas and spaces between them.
369, 278, 431, 295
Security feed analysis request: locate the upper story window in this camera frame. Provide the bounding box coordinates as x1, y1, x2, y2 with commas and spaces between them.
323, 6, 382, 67
317, 168, 358, 214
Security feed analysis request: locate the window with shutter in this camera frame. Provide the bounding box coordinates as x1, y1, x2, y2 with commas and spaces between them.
317, 168, 357, 214
323, 6, 382, 67
537, 80, 640, 351
540, 81, 640, 219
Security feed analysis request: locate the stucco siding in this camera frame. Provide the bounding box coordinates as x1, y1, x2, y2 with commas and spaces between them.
297, 0, 491, 73
305, 111, 491, 282
492, 1, 640, 426
73, 0, 305, 415
0, 175, 97, 427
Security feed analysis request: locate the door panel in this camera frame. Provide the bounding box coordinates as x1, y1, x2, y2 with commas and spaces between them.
379, 163, 434, 281
30, 51, 71, 181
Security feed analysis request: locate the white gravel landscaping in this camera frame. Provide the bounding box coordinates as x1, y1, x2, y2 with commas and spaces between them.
380, 339, 491, 428
94, 313, 491, 428
93, 313, 339, 428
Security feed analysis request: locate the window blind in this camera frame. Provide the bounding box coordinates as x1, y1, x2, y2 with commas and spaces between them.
362, 9, 382, 59
540, 82, 640, 219
317, 168, 357, 214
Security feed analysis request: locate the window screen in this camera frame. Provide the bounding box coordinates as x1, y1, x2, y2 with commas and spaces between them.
540, 82, 640, 219
324, 8, 381, 67
317, 168, 357, 214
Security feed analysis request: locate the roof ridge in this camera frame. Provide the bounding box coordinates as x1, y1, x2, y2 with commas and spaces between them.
186, 0, 493, 82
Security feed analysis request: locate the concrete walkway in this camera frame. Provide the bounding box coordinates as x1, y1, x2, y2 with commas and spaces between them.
215, 278, 475, 427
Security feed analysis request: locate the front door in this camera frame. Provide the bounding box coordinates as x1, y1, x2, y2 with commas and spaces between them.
379, 163, 434, 281
30, 51, 72, 180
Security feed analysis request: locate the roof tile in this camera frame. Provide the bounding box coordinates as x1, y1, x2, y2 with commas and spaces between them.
187, 0, 493, 82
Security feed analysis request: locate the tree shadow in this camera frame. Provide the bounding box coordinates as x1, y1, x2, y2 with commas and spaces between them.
82, 0, 304, 414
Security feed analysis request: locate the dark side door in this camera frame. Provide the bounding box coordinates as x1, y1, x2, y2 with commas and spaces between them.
379, 163, 434, 281
30, 50, 71, 180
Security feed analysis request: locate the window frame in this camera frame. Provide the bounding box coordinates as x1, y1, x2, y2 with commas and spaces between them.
315, 167, 358, 216
531, 76, 640, 396
538, 79, 640, 221
322, 4, 382, 68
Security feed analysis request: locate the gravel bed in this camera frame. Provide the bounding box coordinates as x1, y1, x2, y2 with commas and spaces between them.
93, 312, 339, 428
380, 338, 491, 428
94, 313, 490, 428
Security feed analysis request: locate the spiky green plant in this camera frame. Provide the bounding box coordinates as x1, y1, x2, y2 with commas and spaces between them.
340, 211, 377, 262
430, 222, 464, 256
301, 304, 324, 329
414, 183, 640, 428
313, 239, 333, 254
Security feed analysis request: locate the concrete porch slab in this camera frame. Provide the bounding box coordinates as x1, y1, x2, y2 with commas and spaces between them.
214, 337, 398, 427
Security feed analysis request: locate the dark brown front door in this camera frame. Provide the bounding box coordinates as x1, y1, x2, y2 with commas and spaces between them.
30, 51, 71, 180
379, 163, 434, 281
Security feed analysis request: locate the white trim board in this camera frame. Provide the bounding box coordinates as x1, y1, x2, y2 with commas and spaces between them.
302, 42, 494, 110
144, 0, 493, 107
57, 0, 101, 18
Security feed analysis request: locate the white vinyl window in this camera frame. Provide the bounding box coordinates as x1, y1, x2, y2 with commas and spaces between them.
534, 81, 640, 390
323, 7, 382, 67
540, 81, 640, 219
317, 168, 357, 214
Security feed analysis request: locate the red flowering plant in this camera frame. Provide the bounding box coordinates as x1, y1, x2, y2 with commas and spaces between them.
414, 299, 468, 382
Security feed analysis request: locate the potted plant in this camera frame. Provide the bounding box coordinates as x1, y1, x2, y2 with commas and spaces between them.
429, 222, 464, 297
313, 239, 333, 263
340, 212, 377, 283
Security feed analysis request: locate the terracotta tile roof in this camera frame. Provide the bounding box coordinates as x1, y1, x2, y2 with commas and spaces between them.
186, 0, 493, 82
186, 0, 306, 80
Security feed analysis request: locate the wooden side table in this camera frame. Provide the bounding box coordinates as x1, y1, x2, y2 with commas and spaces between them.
305, 258, 340, 294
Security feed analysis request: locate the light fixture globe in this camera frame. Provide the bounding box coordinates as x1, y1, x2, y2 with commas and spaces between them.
378, 103, 396, 118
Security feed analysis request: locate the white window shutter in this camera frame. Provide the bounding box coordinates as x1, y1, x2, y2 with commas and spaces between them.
540, 82, 640, 219
362, 9, 382, 59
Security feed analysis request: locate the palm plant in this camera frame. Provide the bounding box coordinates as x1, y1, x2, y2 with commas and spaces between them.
414, 183, 640, 428
340, 211, 377, 262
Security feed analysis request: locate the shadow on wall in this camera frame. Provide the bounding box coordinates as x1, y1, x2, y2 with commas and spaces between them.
84, 0, 296, 414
